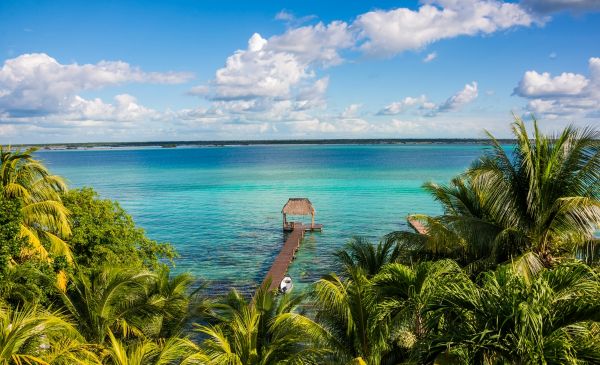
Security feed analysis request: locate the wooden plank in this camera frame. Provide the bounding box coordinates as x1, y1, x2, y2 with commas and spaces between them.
407, 217, 428, 234
261, 225, 305, 292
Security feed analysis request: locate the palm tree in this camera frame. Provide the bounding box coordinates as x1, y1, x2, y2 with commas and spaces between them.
196, 283, 326, 364
61, 266, 195, 346
310, 269, 390, 364
0, 146, 72, 290
420, 259, 600, 364
0, 264, 56, 306
387, 117, 600, 270
371, 260, 464, 363
0, 302, 97, 364
101, 331, 201, 365
335, 237, 400, 278
138, 267, 194, 339
60, 267, 157, 344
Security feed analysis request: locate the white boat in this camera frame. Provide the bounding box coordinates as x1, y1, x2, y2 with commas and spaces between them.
279, 276, 293, 294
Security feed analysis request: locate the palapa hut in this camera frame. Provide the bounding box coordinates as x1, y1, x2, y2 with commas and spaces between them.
282, 198, 315, 231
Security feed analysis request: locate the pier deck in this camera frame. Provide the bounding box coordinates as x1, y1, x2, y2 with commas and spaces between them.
408, 216, 428, 234
261, 224, 307, 292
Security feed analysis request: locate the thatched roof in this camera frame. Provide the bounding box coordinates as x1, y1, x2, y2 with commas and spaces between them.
282, 198, 315, 215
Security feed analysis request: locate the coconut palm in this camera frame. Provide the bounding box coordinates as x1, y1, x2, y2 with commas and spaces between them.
101, 331, 201, 365
310, 269, 391, 364
60, 267, 157, 344
0, 302, 97, 364
196, 283, 326, 364
0, 264, 56, 307
137, 267, 194, 339
420, 259, 600, 364
371, 260, 465, 363
0, 146, 72, 291
387, 118, 600, 270
61, 266, 196, 346
335, 237, 400, 278
0, 146, 71, 260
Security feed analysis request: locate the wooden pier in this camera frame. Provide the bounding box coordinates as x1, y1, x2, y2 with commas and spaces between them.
260, 198, 322, 292
261, 224, 306, 291
408, 216, 428, 234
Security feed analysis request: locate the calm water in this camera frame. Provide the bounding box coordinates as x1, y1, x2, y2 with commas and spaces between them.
36, 144, 488, 293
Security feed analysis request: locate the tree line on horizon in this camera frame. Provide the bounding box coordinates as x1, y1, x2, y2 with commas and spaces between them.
0, 117, 599, 364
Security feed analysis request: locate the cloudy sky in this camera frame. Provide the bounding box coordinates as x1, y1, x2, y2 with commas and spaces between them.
1, 0, 599, 143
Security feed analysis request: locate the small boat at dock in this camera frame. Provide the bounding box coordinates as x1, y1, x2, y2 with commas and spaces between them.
279, 276, 293, 293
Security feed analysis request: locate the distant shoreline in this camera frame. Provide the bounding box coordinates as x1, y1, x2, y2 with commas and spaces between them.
17, 138, 516, 150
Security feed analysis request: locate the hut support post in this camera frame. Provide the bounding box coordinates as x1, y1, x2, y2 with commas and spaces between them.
311, 213, 314, 228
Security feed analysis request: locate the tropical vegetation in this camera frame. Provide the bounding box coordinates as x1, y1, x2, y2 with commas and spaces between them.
0, 117, 598, 364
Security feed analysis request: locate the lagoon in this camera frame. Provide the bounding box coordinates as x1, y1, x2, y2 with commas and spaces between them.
36, 144, 488, 293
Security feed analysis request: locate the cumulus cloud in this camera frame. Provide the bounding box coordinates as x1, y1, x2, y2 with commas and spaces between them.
341, 103, 362, 118
202, 33, 311, 101
435, 81, 479, 113
192, 0, 535, 127
520, 0, 600, 14
515, 57, 600, 118
0, 53, 193, 117
189, 23, 351, 123
378, 95, 431, 115
197, 21, 353, 102
268, 21, 354, 66
0, 1, 569, 142
514, 70, 588, 97
378, 83, 478, 117
355, 0, 534, 56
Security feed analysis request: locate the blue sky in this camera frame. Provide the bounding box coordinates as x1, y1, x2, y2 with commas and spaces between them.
1, 0, 599, 143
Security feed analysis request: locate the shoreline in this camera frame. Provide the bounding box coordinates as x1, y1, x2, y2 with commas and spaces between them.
17, 138, 516, 151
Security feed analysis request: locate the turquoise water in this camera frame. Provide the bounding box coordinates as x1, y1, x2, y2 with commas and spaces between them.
36, 144, 488, 293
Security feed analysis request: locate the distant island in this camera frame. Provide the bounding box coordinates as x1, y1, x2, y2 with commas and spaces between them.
20, 138, 517, 150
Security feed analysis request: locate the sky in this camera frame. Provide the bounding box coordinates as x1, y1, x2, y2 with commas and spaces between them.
0, 0, 599, 143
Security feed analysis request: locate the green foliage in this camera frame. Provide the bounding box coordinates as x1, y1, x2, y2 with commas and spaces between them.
0, 189, 24, 276
335, 237, 400, 278
62, 188, 176, 272
0, 302, 98, 364
196, 284, 327, 364
0, 262, 57, 307
421, 259, 600, 364
0, 145, 72, 264
0, 189, 61, 307
311, 270, 391, 364
387, 117, 600, 271
61, 266, 192, 345
101, 331, 201, 365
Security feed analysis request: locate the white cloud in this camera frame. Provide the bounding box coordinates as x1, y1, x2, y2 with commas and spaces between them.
189, 24, 349, 123
515, 57, 600, 118
423, 52, 438, 63
435, 81, 479, 113
378, 83, 478, 117
355, 0, 534, 56
514, 70, 588, 97
341, 103, 362, 118
0, 53, 193, 117
521, 0, 600, 14
193, 0, 534, 128
206, 33, 311, 101
268, 21, 354, 66
378, 95, 429, 115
